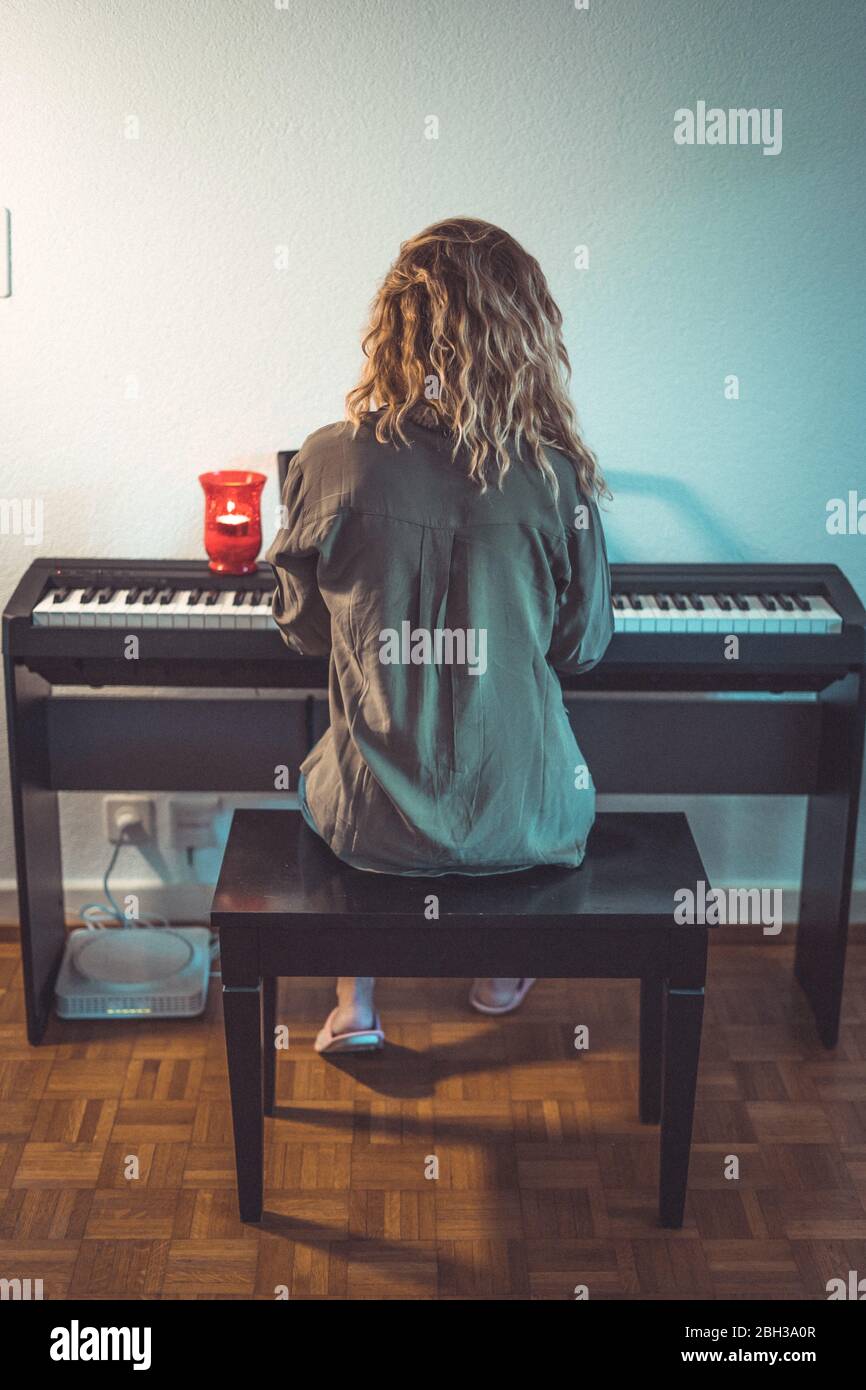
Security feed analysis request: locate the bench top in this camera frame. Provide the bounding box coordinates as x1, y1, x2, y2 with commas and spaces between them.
211, 810, 711, 930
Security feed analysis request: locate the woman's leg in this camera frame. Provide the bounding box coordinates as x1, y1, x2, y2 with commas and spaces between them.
331, 977, 376, 1034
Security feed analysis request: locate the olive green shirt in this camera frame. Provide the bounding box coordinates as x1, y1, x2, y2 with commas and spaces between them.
265, 413, 614, 875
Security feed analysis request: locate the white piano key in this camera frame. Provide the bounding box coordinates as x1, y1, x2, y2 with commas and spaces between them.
185, 592, 214, 625
727, 596, 766, 633
59, 587, 89, 627
803, 596, 842, 634
90, 591, 120, 627
685, 603, 705, 634
632, 600, 659, 633
706, 597, 747, 634
117, 595, 152, 628
663, 601, 696, 631
33, 591, 72, 627
250, 594, 275, 629
696, 596, 727, 633
612, 604, 628, 633
140, 594, 165, 628
228, 595, 255, 631
764, 603, 808, 633
107, 590, 140, 627
751, 596, 782, 635
651, 602, 673, 633
155, 590, 195, 629
619, 598, 643, 633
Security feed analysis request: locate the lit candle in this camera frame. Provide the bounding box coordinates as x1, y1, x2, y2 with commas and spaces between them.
215, 512, 250, 536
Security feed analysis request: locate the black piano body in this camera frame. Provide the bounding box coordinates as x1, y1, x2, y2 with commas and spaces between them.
4, 553, 865, 1048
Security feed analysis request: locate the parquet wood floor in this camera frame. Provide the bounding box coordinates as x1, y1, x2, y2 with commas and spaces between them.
1, 935, 864, 1300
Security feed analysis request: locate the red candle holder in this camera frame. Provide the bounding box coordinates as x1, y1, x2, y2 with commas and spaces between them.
199, 469, 266, 574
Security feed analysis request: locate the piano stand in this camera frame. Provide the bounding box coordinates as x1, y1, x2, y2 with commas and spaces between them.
795, 672, 866, 1047
4, 556, 865, 1048
7, 667, 865, 1050
5, 665, 67, 1045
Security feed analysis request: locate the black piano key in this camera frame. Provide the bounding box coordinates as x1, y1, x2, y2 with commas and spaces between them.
774, 593, 795, 612
204, 590, 220, 606
655, 594, 671, 611
612, 596, 625, 610
157, 588, 176, 605
51, 587, 71, 604
628, 594, 644, 610
140, 588, 157, 606
672, 594, 688, 611
96, 587, 115, 604
80, 586, 98, 603
689, 594, 705, 611
125, 587, 141, 604
758, 594, 777, 612
232, 590, 248, 607
715, 594, 733, 611
792, 593, 812, 611
187, 589, 202, 605
733, 595, 750, 611
253, 590, 269, 606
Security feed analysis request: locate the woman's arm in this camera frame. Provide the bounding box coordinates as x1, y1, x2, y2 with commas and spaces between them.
264, 450, 332, 657
548, 490, 614, 676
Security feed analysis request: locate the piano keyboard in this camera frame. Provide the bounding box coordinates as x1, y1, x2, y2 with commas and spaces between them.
33, 584, 843, 636
611, 592, 841, 635
32, 585, 274, 631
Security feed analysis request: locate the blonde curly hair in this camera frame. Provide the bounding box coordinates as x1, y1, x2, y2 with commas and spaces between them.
346, 217, 608, 501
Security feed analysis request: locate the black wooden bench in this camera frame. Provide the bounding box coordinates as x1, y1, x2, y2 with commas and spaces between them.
211, 809, 711, 1227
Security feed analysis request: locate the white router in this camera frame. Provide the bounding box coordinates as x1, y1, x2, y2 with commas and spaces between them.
55, 927, 211, 1020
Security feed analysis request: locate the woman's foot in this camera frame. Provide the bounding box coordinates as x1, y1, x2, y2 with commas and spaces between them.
315, 978, 383, 1053
469, 977, 536, 1015
331, 1002, 376, 1034
314, 1006, 384, 1053
328, 977, 376, 1037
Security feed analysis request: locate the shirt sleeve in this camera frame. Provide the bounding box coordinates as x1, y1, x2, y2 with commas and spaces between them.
264, 450, 333, 657
547, 490, 615, 675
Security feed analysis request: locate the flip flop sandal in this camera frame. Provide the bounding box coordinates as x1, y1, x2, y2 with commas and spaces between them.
314, 1007, 385, 1054
469, 978, 537, 1016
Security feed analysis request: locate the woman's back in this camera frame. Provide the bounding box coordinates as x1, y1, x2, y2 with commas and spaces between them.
267, 408, 613, 875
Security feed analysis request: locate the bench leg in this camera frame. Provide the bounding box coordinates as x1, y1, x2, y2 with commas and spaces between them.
263, 975, 277, 1118
639, 976, 663, 1123
659, 985, 704, 1228
223, 982, 264, 1222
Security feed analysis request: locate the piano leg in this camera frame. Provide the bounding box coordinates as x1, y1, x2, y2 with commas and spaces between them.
795, 671, 866, 1048
3, 664, 66, 1045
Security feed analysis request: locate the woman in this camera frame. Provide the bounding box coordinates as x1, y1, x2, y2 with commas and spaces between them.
266, 217, 614, 1052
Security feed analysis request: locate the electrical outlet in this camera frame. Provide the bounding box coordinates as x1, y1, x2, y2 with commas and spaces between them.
104, 796, 156, 844
169, 797, 221, 850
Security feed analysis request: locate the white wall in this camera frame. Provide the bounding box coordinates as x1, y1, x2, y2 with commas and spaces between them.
1, 0, 865, 921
